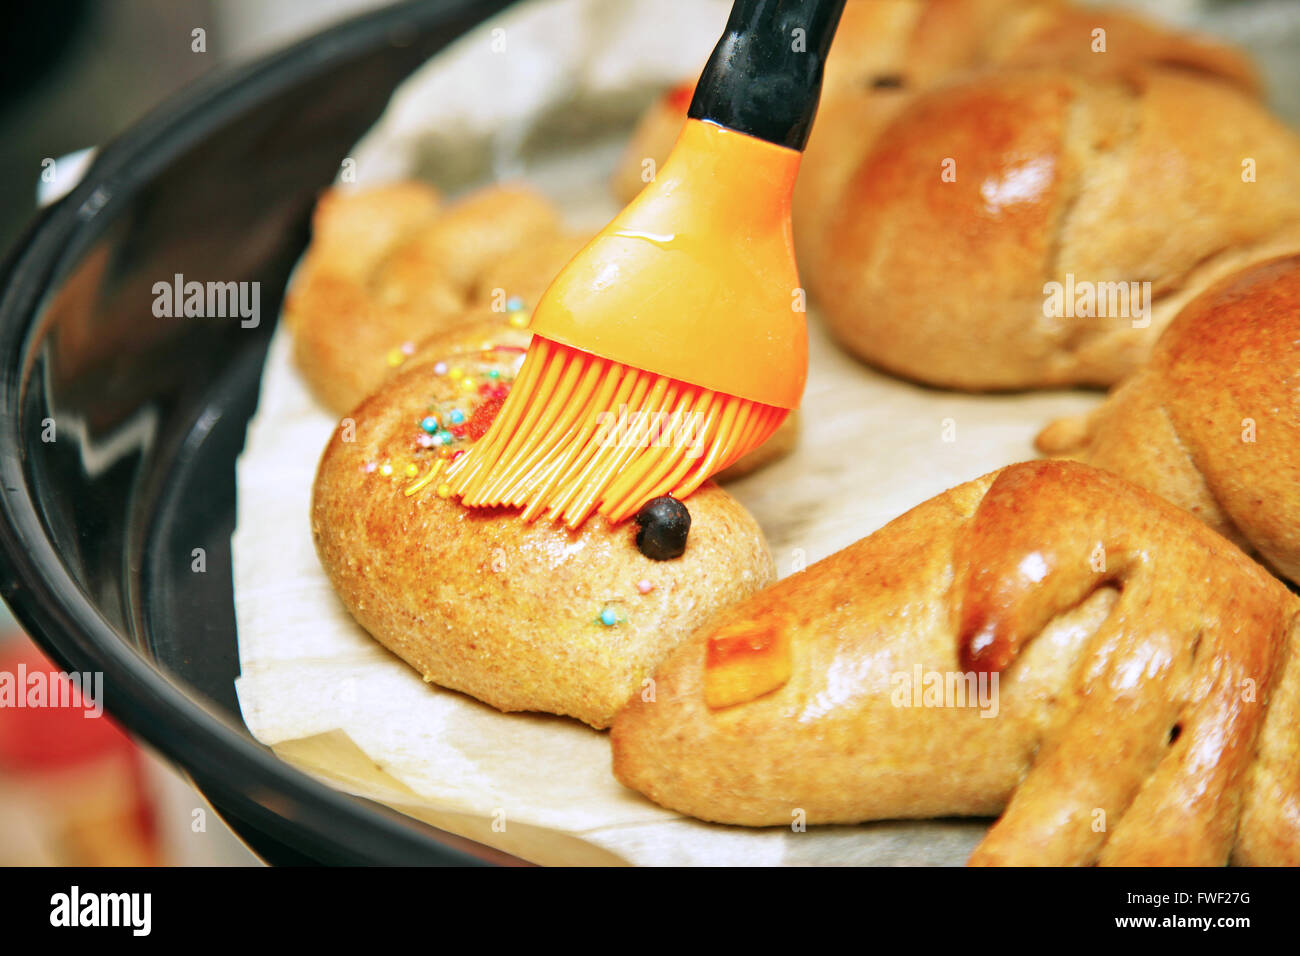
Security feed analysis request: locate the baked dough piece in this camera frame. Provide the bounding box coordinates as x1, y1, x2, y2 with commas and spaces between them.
1037, 253, 1300, 584
907, 1, 1257, 91
612, 460, 1300, 865
815, 66, 1300, 389
610, 0, 1259, 290
312, 342, 776, 729
285, 182, 572, 413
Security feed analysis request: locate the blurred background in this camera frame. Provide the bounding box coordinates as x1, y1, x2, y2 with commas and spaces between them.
0, 0, 396, 867
1, 0, 1298, 866
0, 0, 392, 253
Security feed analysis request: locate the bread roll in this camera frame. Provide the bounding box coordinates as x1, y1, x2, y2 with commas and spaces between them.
312, 340, 776, 729
815, 66, 1300, 389
612, 460, 1300, 865
1037, 252, 1300, 583
612, 1, 1260, 295
286, 182, 572, 413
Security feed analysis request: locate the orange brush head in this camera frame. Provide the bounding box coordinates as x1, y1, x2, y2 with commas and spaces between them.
446, 119, 807, 528
448, 337, 788, 527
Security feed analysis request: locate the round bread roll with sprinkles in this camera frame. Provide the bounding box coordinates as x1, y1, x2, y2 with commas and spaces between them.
311, 341, 776, 729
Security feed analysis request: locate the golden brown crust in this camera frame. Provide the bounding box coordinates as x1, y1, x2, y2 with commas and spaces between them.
387, 185, 561, 293
1037, 253, 1300, 584
611, 460, 1300, 865
286, 182, 571, 414
311, 342, 776, 730
908, 1, 1258, 92
996, 6, 1259, 94
470, 232, 588, 306
904, 0, 1056, 83
815, 66, 1300, 389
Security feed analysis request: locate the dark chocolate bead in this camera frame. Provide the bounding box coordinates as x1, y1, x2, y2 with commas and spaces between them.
635, 495, 691, 561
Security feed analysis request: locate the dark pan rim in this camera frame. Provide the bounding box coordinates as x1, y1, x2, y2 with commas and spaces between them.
0, 0, 529, 865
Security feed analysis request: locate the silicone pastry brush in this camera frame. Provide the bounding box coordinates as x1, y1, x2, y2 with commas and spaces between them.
448, 0, 847, 528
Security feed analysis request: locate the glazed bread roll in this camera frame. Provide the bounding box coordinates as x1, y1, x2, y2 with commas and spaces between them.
312, 339, 776, 729
611, 0, 1259, 290
815, 65, 1300, 389
285, 181, 576, 413
1037, 253, 1300, 584
612, 460, 1300, 865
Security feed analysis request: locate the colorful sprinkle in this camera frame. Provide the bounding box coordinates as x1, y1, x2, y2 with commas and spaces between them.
436, 482, 453, 498
466, 394, 507, 441
363, 461, 377, 474
386, 348, 406, 367
599, 607, 619, 627
379, 462, 394, 477
637, 579, 654, 594
508, 312, 529, 329
400, 356, 520, 487
404, 459, 444, 497
401, 341, 416, 355
433, 361, 448, 376
506, 296, 526, 312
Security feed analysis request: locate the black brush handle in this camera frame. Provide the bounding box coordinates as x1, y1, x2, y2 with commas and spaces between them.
688, 0, 847, 151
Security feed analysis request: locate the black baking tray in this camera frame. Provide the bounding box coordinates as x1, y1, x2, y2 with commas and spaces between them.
0, 0, 530, 865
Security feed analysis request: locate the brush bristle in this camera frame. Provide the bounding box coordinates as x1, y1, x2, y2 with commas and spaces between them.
446, 336, 787, 528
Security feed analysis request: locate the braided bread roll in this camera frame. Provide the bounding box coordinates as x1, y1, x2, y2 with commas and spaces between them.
612, 0, 1260, 294
1037, 253, 1300, 585
612, 460, 1300, 865
814, 64, 1300, 389
285, 182, 573, 413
